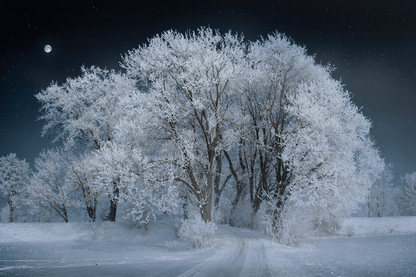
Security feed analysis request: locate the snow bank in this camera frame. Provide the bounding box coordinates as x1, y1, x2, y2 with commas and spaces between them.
0, 223, 87, 243
341, 216, 416, 236
0, 221, 160, 244
264, 216, 416, 276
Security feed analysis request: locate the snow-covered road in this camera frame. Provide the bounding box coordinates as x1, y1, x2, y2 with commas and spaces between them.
178, 226, 271, 277
0, 224, 271, 277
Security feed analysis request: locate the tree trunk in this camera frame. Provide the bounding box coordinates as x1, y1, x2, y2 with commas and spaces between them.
271, 206, 282, 235
63, 206, 69, 223
181, 194, 189, 220
9, 200, 14, 223
107, 199, 118, 221
381, 190, 385, 217
81, 184, 97, 222
213, 154, 223, 212
251, 184, 263, 216
87, 205, 96, 222
107, 183, 120, 221
271, 191, 287, 234
200, 177, 213, 223
376, 184, 381, 217
229, 183, 243, 226
200, 200, 212, 223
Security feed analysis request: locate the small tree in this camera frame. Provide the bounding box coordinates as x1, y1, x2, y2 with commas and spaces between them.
0, 153, 31, 222
65, 153, 102, 222
366, 163, 396, 217
89, 141, 179, 225
29, 148, 73, 223
396, 171, 416, 216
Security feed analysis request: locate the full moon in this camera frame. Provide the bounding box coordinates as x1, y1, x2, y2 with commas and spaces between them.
44, 45, 52, 53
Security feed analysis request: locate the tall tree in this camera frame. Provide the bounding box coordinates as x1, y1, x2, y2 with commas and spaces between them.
226, 32, 384, 233
279, 78, 384, 232
121, 28, 246, 222
232, 33, 319, 225
0, 153, 31, 222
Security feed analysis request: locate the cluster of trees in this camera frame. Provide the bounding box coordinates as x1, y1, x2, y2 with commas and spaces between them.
1, 28, 413, 237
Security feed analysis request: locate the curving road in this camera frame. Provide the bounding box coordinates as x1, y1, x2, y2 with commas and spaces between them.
178, 226, 272, 277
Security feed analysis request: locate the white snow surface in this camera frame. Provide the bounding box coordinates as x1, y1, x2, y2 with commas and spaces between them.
0, 217, 415, 276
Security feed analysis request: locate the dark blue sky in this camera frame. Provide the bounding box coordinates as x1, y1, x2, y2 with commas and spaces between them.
0, 0, 415, 203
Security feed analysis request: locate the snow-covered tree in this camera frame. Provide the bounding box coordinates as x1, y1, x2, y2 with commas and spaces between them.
366, 163, 396, 217
29, 148, 73, 222
121, 28, 246, 222
396, 171, 416, 216
88, 141, 179, 225
0, 153, 31, 222
221, 32, 385, 237
36, 66, 136, 221
65, 153, 104, 222
225, 33, 320, 226
34, 27, 385, 235
277, 77, 384, 234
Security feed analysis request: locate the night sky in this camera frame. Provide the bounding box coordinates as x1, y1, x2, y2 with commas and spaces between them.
0, 0, 415, 198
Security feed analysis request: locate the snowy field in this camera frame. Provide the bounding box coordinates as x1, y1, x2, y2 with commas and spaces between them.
0, 217, 415, 276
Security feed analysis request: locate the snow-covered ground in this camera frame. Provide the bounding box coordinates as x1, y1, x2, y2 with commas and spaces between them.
266, 216, 416, 276
0, 217, 415, 276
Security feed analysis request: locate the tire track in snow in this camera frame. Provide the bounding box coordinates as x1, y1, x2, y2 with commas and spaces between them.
179, 226, 270, 277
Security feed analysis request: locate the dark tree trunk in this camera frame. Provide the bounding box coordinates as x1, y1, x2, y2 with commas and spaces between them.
63, 205, 69, 223
9, 199, 14, 223
223, 149, 247, 227
213, 154, 223, 212
107, 199, 118, 221
85, 194, 97, 222
181, 194, 189, 220
87, 205, 96, 222
107, 183, 120, 221
229, 183, 243, 226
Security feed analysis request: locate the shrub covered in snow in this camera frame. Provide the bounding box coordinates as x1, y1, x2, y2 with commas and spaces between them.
179, 214, 217, 249
311, 211, 342, 235
264, 210, 312, 247
261, 198, 313, 247
345, 225, 355, 237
